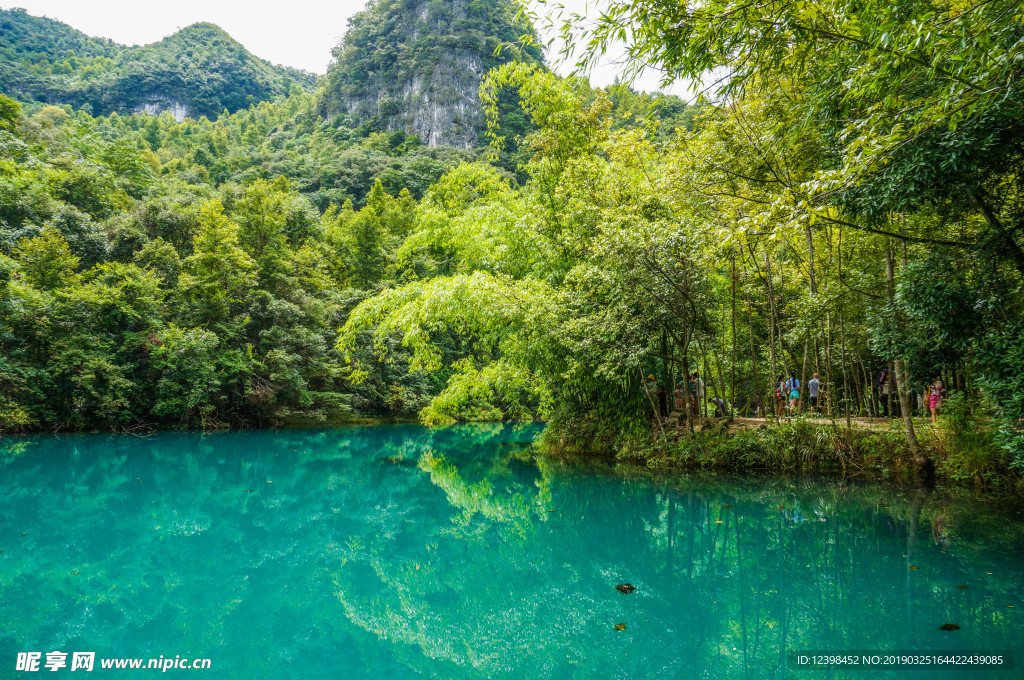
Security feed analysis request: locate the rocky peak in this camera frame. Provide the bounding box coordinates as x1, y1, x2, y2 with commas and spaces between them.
320, 0, 543, 149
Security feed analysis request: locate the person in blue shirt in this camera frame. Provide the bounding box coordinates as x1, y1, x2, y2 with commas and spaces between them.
808, 373, 820, 414
785, 371, 801, 412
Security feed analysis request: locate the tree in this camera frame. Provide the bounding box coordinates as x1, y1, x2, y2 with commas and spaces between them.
14, 225, 79, 290
178, 199, 256, 326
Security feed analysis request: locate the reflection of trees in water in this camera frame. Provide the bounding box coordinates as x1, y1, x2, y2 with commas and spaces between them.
0, 425, 546, 674
1, 428, 1021, 679
335, 460, 1024, 679
334, 445, 712, 679
417, 449, 550, 536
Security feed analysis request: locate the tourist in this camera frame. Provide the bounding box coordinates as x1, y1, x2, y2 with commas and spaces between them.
707, 396, 727, 418
674, 383, 684, 410
689, 374, 699, 415
808, 373, 820, 414
657, 384, 668, 418
878, 368, 891, 417
922, 377, 931, 419
775, 375, 786, 416
785, 371, 801, 412
929, 378, 944, 424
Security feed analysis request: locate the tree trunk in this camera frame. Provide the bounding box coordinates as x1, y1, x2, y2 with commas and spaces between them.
837, 228, 852, 429
764, 247, 779, 420
681, 354, 694, 433
798, 339, 808, 414
747, 294, 760, 416
731, 252, 738, 421
885, 244, 927, 476
641, 369, 665, 437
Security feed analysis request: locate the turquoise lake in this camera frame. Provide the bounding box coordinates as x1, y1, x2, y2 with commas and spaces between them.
1, 424, 1022, 678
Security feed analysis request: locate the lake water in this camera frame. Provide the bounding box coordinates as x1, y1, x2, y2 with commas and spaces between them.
1, 424, 1022, 678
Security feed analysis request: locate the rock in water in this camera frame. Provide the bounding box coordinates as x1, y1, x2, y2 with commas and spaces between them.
615, 583, 636, 594
939, 623, 961, 631
614, 623, 627, 631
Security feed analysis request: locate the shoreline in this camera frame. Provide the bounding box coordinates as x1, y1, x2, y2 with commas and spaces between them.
3, 416, 1020, 493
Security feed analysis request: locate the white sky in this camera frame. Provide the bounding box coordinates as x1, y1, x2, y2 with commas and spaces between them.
0, 0, 692, 98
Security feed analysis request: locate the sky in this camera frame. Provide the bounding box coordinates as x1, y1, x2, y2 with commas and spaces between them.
0, 0, 693, 98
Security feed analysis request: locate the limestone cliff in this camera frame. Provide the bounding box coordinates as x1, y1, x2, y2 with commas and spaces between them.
320, 0, 542, 149
132, 96, 190, 122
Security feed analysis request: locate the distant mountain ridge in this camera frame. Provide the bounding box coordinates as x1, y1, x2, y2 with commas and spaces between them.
0, 8, 317, 120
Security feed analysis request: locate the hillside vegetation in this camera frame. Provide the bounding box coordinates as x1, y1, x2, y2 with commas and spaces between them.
0, 9, 315, 118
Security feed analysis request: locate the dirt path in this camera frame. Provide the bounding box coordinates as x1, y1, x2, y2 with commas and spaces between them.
665, 413, 912, 432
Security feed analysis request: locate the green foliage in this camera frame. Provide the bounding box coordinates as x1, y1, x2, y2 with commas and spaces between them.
178, 200, 257, 325
14, 226, 79, 289
150, 326, 221, 423
607, 420, 916, 475
0, 94, 22, 132
933, 392, 1008, 484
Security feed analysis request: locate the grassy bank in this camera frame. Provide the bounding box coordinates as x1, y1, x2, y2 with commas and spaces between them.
538, 414, 1022, 491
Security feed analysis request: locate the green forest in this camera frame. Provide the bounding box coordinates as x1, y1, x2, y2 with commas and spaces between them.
1, 0, 1022, 484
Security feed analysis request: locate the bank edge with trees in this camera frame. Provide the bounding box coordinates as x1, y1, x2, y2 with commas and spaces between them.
1, 0, 1022, 487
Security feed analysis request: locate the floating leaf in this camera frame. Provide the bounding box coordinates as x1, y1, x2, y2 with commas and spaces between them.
715, 520, 724, 524
956, 585, 968, 589
71, 571, 79, 575
1008, 605, 1016, 608
614, 623, 627, 631
909, 565, 919, 569
20, 533, 27, 536
722, 504, 733, 508
938, 623, 960, 631
615, 583, 636, 594
245, 490, 254, 493
266, 481, 273, 484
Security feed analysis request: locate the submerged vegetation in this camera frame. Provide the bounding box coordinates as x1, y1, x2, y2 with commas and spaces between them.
1, 0, 1022, 485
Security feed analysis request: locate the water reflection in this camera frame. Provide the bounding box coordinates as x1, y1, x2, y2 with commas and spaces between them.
0, 426, 1021, 679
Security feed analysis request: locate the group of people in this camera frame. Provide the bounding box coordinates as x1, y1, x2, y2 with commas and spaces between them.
878, 369, 946, 423
647, 368, 948, 423
774, 372, 823, 415
646, 372, 727, 418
